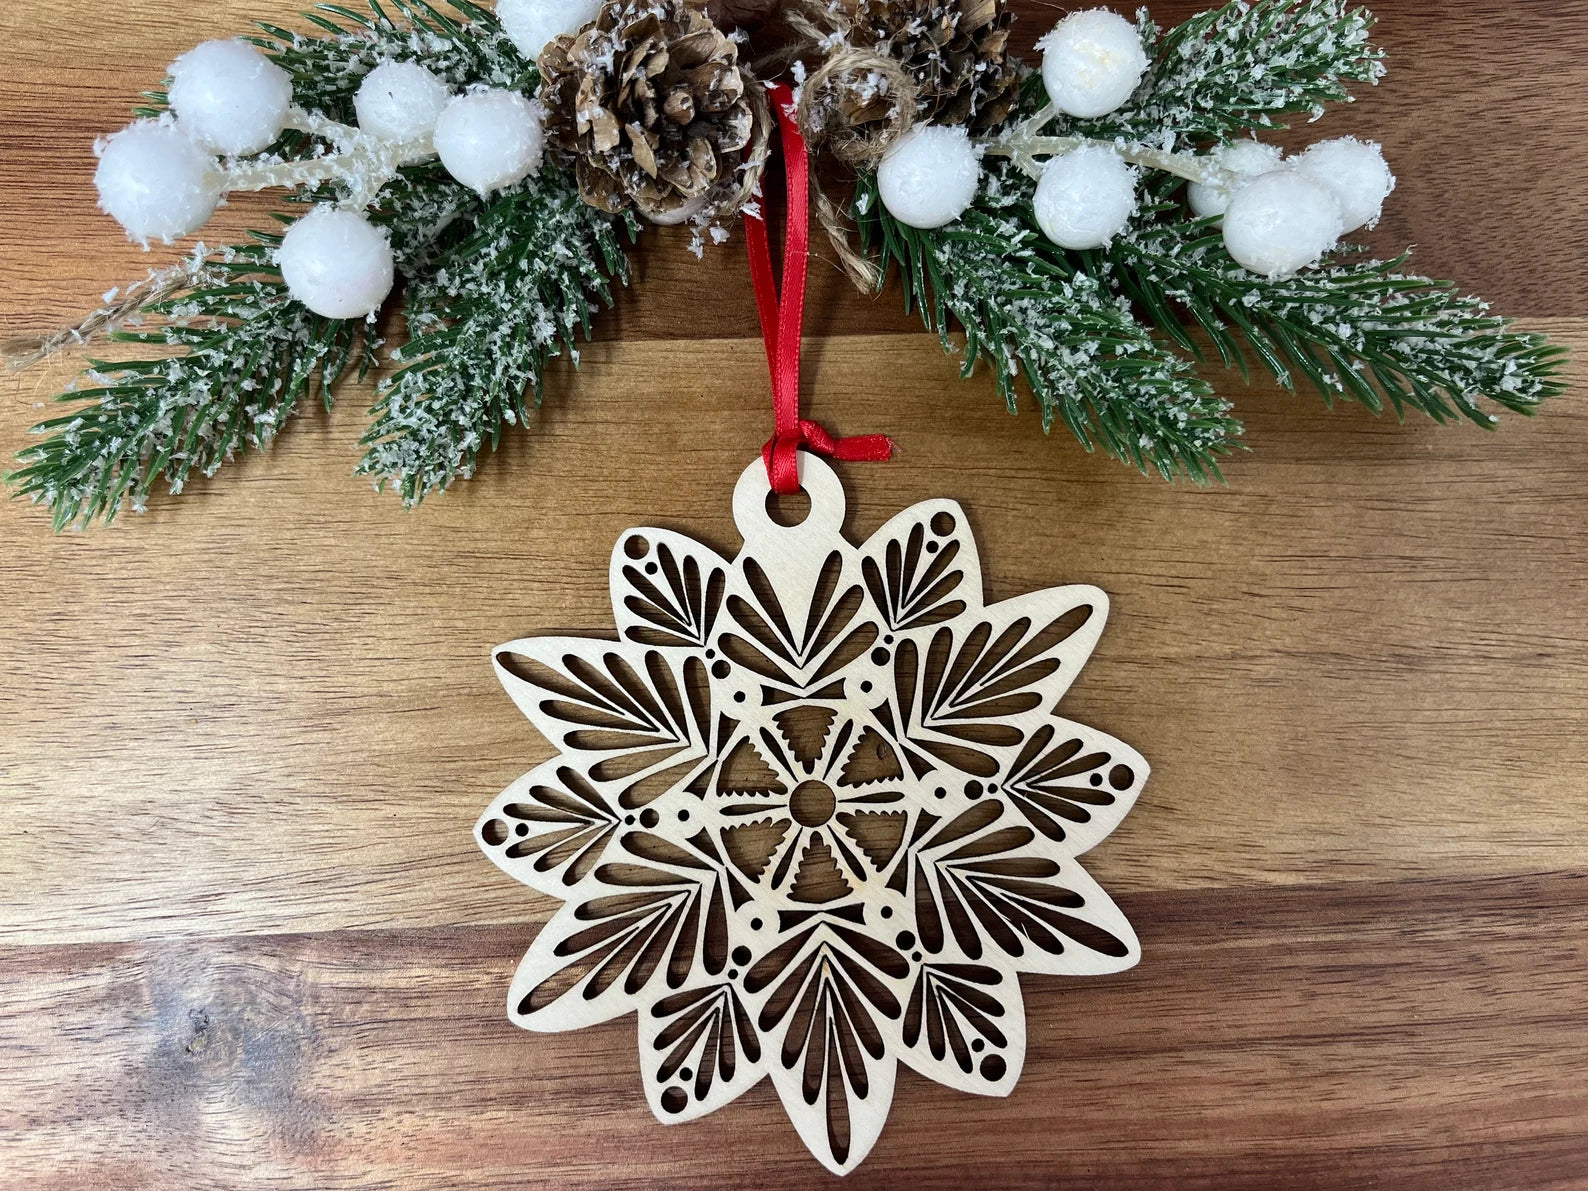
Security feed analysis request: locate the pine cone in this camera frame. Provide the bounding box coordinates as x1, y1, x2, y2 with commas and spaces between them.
539, 0, 769, 222
850, 0, 1019, 131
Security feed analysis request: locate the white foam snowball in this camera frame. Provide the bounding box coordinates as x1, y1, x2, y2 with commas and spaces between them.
354, 61, 452, 143
94, 121, 221, 245
1222, 170, 1344, 278
277, 207, 395, 319
1294, 136, 1396, 233
877, 125, 980, 229
1187, 139, 1284, 219
1039, 9, 1149, 119
497, 0, 604, 61
434, 90, 545, 197
167, 40, 293, 156
1033, 145, 1137, 250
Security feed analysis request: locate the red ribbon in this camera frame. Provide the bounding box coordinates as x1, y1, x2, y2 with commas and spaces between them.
745, 82, 893, 494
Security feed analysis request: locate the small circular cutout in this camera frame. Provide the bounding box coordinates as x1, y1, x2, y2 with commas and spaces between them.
624, 535, 649, 559
733, 691, 746, 703
711, 660, 731, 679
880, 906, 894, 919
971, 1038, 986, 1053
966, 780, 983, 799
895, 930, 916, 950
765, 488, 812, 527
514, 822, 529, 837
660, 1086, 688, 1113
979, 1055, 1007, 1081
481, 818, 509, 845
1109, 763, 1135, 790
644, 561, 658, 575
870, 647, 891, 666
732, 945, 752, 966
678, 809, 690, 822
679, 1067, 693, 1082
859, 680, 873, 693
640, 808, 660, 828
1089, 772, 1104, 787
930, 511, 956, 536
750, 917, 764, 931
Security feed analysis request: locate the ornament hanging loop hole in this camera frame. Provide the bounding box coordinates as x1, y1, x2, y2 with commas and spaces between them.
733, 454, 845, 549
764, 488, 812, 528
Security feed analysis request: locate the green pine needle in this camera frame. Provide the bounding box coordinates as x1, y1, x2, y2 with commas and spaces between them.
855, 171, 1241, 483
1112, 214, 1568, 425
5, 237, 361, 530
356, 174, 636, 505
1078, 0, 1386, 147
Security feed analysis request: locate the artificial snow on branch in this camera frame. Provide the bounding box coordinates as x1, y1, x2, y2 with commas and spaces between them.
2, 0, 1566, 527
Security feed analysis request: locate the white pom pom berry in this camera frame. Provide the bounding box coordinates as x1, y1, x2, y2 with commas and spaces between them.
354, 61, 452, 143
1033, 145, 1137, 249
497, 0, 604, 61
434, 90, 545, 197
1294, 136, 1396, 233
167, 40, 294, 157
94, 120, 221, 245
1038, 9, 1149, 119
877, 124, 981, 230
1187, 139, 1284, 220
1222, 170, 1344, 279
277, 207, 395, 319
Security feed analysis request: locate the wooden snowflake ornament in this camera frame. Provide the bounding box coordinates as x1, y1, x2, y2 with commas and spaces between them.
476, 456, 1147, 1174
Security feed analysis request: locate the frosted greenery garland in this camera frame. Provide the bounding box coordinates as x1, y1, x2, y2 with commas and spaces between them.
852, 1, 1562, 476
3, 0, 1566, 525
7, 1, 636, 527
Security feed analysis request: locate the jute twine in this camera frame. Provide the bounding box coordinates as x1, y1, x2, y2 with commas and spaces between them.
761, 0, 921, 292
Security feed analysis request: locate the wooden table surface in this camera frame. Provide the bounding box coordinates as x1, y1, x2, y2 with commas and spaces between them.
2, 1, 1586, 1187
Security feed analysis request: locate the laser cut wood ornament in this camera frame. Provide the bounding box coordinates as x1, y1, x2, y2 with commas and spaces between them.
476, 455, 1147, 1174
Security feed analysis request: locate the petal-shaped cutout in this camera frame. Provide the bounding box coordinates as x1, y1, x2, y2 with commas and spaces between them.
508, 864, 718, 1032
911, 800, 1140, 978
898, 962, 1025, 1097
638, 983, 767, 1123
609, 528, 730, 650
476, 760, 622, 897
494, 638, 711, 775
749, 930, 903, 1175
901, 586, 1107, 727
858, 500, 983, 633
1002, 720, 1149, 855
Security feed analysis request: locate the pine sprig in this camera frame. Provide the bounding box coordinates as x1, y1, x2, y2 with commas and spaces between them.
855, 171, 1240, 482
1112, 215, 1568, 424
357, 174, 636, 504
7, 0, 640, 526
255, 0, 532, 120
5, 238, 361, 530
1076, 0, 1385, 148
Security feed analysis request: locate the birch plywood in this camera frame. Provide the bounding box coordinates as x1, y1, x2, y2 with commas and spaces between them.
1, 0, 1587, 1187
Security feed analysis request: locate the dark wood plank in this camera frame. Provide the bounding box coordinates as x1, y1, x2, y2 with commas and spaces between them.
2, 875, 1584, 1189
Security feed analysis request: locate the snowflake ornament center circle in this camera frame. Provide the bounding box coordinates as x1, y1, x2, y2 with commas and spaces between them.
477, 456, 1148, 1174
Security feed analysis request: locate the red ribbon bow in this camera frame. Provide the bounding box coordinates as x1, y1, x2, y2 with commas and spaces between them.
745, 82, 893, 495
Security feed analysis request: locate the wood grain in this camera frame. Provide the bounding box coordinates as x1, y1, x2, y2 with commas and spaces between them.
1, 1, 1586, 1187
